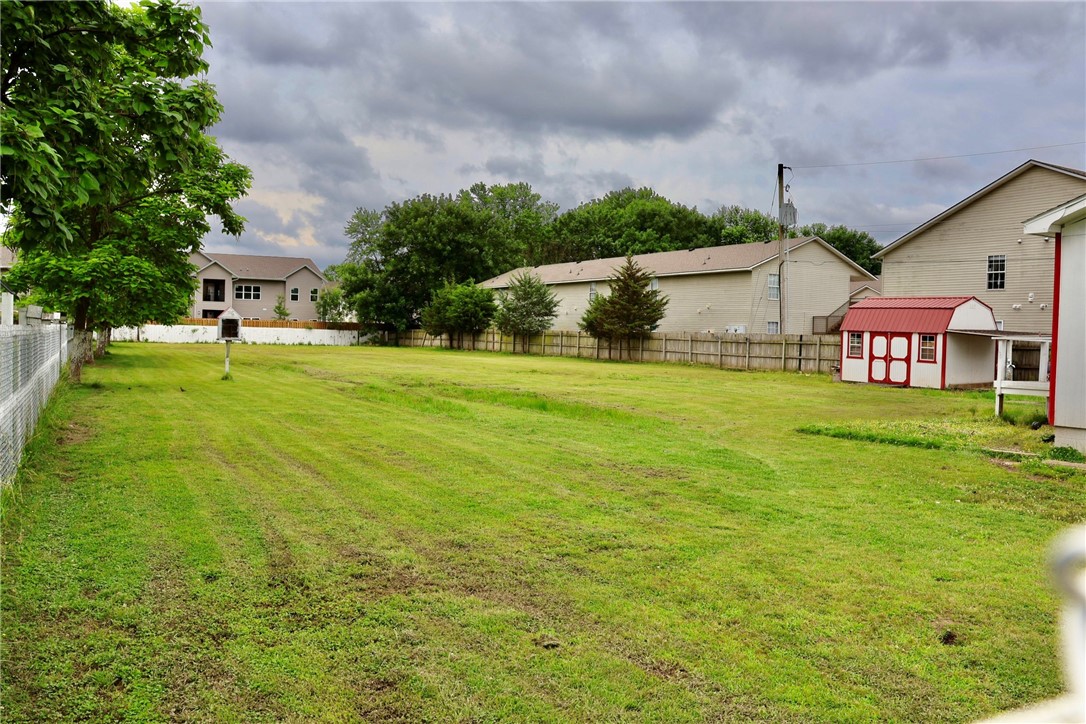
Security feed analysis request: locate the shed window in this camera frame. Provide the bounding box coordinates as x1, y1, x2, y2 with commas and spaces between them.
310, 288, 319, 302
234, 284, 261, 300
919, 334, 937, 362
987, 255, 1006, 290
848, 332, 863, 358
768, 273, 780, 301
290, 287, 299, 302
767, 321, 780, 334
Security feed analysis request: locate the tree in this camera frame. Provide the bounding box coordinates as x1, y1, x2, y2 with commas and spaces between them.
420, 282, 496, 349
494, 272, 559, 352
547, 188, 716, 264
338, 192, 524, 333
315, 287, 347, 322
709, 206, 778, 245
797, 223, 882, 275
273, 295, 290, 321
579, 256, 668, 359
1, 1, 250, 380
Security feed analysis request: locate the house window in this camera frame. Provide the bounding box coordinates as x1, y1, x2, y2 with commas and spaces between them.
649, 278, 659, 291
202, 279, 225, 302
919, 334, 937, 362
768, 273, 780, 301
767, 321, 780, 334
290, 287, 299, 302
987, 255, 1006, 290
589, 282, 598, 301
310, 288, 319, 302
234, 284, 261, 300
848, 332, 863, 358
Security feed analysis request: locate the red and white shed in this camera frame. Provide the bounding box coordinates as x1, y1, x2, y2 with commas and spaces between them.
839, 297, 997, 388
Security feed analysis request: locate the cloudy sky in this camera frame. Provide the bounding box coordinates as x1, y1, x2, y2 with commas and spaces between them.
197, 1, 1086, 270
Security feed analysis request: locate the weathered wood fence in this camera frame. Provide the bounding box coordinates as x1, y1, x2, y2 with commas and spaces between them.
387, 329, 842, 374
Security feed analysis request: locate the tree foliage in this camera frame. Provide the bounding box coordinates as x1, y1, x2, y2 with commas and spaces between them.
494, 272, 559, 352
315, 287, 347, 323
420, 282, 496, 349
797, 223, 882, 275
579, 256, 668, 359
273, 294, 290, 321
546, 188, 716, 264
1, 0, 250, 379
338, 185, 545, 333
710, 206, 778, 245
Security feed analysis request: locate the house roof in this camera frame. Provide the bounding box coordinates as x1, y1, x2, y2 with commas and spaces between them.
480, 236, 874, 288
840, 296, 989, 334
198, 252, 324, 282
850, 277, 881, 296
873, 160, 1086, 260
1023, 193, 1086, 237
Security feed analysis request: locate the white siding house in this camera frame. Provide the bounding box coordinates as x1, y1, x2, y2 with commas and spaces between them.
481, 237, 875, 335
839, 297, 997, 389
1024, 194, 1086, 453
874, 160, 1086, 334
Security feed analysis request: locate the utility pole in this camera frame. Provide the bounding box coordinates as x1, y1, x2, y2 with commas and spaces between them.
777, 163, 786, 336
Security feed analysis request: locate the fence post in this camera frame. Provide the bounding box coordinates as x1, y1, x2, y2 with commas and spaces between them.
639, 336, 644, 363
781, 336, 787, 370
745, 338, 751, 369
718, 337, 723, 369
687, 334, 692, 364
816, 336, 822, 373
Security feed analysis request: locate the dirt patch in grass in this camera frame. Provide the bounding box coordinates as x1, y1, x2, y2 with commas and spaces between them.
55, 420, 93, 446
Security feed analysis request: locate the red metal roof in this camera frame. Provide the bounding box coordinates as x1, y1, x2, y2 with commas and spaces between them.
840, 296, 979, 334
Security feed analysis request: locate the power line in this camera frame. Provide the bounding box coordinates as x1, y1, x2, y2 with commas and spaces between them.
791, 141, 1085, 170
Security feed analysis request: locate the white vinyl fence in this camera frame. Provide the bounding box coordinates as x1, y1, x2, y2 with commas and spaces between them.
1, 324, 69, 486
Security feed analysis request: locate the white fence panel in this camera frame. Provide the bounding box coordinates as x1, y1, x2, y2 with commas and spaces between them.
112, 325, 362, 346
1, 324, 69, 486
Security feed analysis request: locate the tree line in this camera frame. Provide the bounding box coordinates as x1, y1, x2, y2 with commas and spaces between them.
334, 184, 882, 334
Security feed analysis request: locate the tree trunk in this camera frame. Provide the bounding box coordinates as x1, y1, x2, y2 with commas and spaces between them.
68, 299, 93, 383
94, 327, 111, 357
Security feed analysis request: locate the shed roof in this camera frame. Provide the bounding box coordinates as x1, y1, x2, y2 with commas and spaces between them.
481, 236, 874, 288
840, 296, 987, 334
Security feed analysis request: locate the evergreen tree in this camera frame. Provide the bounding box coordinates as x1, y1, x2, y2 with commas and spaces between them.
579, 256, 667, 359
494, 272, 559, 352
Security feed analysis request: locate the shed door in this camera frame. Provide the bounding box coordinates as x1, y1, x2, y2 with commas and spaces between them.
869, 333, 911, 386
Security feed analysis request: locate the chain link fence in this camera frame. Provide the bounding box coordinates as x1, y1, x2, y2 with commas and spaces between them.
1, 324, 69, 487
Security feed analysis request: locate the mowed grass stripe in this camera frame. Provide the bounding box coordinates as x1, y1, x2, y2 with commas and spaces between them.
3, 342, 1081, 722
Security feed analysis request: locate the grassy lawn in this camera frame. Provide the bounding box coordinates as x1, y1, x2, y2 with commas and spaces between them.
2, 342, 1082, 722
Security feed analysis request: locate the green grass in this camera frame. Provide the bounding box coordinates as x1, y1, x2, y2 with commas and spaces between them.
2, 343, 1083, 722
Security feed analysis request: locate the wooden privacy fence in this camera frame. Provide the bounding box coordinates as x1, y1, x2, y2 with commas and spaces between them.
388, 329, 843, 374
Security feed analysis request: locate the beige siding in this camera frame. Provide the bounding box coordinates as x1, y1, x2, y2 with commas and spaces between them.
549, 280, 608, 330
776, 242, 857, 335
191, 265, 232, 319
229, 279, 286, 319
653, 272, 755, 333
283, 268, 325, 321
881, 167, 1086, 334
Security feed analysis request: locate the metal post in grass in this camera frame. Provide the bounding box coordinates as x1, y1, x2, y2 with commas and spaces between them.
216, 309, 242, 380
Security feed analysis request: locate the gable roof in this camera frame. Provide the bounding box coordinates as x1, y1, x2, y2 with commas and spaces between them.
850, 278, 881, 296
873, 160, 1086, 260
840, 296, 990, 334
481, 236, 874, 288
198, 252, 324, 282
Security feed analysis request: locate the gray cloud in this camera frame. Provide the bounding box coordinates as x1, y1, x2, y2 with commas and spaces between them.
195, 2, 1085, 268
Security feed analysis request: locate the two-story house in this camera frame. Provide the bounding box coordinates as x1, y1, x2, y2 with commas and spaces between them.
873, 160, 1086, 334
191, 251, 326, 321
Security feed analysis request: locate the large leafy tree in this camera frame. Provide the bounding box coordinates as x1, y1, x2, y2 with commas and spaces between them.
461, 182, 558, 267
709, 205, 778, 245
547, 188, 716, 264
339, 190, 527, 333
579, 256, 668, 359
1, 0, 250, 379
494, 272, 559, 352
420, 282, 496, 350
